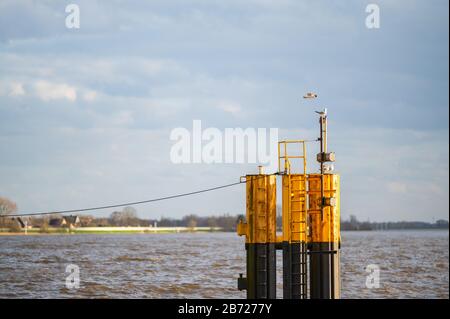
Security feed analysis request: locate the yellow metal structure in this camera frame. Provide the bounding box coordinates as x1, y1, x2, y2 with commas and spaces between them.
278, 140, 308, 244
237, 173, 278, 298
276, 140, 341, 245
308, 174, 340, 244
278, 140, 307, 175
282, 175, 308, 243
237, 118, 341, 299
308, 173, 341, 299
238, 174, 277, 244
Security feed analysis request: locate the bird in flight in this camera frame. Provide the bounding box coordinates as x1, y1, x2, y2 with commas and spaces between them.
303, 92, 318, 99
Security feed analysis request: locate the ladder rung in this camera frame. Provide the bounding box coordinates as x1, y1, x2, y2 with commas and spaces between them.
279, 156, 305, 159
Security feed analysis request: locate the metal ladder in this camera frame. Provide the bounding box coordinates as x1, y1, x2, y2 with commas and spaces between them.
278, 140, 309, 299
288, 174, 308, 299
256, 180, 268, 298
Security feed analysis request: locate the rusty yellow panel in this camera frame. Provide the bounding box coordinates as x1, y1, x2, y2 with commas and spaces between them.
308, 174, 340, 243
244, 175, 277, 244
307, 174, 321, 243
266, 175, 277, 243
237, 220, 247, 237
282, 174, 308, 243
245, 178, 253, 244
282, 175, 290, 242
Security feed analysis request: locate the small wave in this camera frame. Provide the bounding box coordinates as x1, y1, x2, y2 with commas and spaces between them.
37, 256, 65, 264
113, 256, 160, 262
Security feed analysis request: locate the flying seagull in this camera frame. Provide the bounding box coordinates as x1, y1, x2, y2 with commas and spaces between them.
303, 92, 318, 99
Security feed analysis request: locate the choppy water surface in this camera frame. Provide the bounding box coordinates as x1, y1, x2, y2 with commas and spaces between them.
0, 230, 448, 298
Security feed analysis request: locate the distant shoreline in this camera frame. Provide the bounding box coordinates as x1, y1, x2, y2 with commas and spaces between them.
0, 226, 223, 235
0, 227, 448, 236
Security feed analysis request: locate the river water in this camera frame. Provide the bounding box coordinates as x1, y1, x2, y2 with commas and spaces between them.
0, 230, 448, 298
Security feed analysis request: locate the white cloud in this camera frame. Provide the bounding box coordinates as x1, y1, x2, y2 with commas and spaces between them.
217, 101, 242, 116
9, 82, 25, 96
110, 111, 134, 126
83, 90, 98, 102
387, 181, 408, 194
0, 81, 25, 97
34, 80, 77, 102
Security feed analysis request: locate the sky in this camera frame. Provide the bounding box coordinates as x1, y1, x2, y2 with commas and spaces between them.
0, 0, 448, 222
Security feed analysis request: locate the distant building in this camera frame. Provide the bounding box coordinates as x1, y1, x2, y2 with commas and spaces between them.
64, 215, 80, 228
12, 217, 31, 229
49, 215, 80, 228
79, 216, 93, 227
49, 218, 65, 227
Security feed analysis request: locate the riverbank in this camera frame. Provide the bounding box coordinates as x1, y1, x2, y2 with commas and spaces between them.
0, 226, 223, 235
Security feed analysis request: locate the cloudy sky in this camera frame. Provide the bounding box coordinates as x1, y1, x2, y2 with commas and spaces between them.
0, 0, 448, 222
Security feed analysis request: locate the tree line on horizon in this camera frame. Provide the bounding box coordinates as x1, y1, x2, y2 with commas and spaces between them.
340, 215, 449, 231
